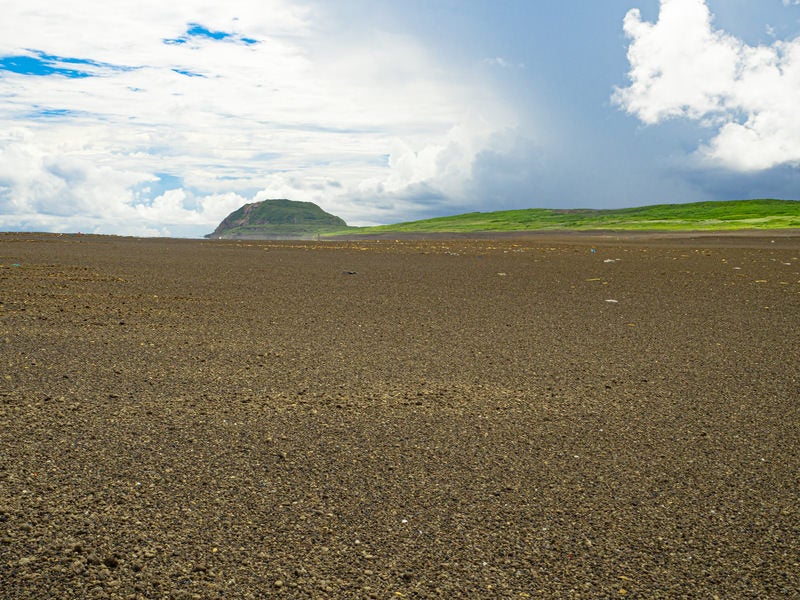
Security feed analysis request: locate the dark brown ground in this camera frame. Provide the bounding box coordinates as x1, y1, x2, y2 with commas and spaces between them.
1, 232, 798, 599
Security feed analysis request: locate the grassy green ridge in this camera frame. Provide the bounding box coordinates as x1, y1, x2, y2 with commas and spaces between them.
208, 199, 347, 238
327, 199, 800, 236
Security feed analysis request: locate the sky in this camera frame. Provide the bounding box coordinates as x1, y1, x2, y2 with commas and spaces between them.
1, 0, 799, 237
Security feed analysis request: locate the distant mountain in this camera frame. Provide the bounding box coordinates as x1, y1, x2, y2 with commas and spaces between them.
206, 199, 348, 239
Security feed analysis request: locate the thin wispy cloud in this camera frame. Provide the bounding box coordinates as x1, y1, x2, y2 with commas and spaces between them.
481, 57, 525, 70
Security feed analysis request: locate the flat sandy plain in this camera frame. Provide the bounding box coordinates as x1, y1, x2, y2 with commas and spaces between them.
1, 231, 798, 598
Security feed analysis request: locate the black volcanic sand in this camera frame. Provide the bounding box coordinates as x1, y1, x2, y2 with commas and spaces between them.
1, 232, 798, 598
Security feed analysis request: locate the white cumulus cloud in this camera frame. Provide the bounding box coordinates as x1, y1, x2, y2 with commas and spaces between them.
614, 0, 800, 172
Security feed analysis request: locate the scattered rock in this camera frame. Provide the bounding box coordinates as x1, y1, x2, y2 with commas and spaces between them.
2, 233, 798, 599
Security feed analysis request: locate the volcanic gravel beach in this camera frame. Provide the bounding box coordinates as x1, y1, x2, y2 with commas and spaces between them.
1, 232, 799, 598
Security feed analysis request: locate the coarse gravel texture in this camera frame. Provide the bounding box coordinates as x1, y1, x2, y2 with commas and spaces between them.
1, 232, 798, 599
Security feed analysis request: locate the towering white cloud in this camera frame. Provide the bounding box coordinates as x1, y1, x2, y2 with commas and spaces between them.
614, 0, 800, 172
0, 0, 517, 235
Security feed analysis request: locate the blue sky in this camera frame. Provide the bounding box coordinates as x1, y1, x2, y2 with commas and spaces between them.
1, 0, 799, 237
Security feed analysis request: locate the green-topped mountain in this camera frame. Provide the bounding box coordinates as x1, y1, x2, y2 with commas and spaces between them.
328, 199, 800, 236
206, 199, 349, 239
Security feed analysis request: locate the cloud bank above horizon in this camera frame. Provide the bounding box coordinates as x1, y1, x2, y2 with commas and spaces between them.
1, 0, 799, 237
0, 0, 520, 235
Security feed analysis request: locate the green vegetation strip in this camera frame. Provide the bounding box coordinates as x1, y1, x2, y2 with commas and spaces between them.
327, 199, 800, 236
